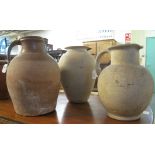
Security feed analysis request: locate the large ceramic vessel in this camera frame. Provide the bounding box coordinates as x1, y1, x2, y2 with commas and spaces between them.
98, 43, 154, 121
59, 46, 96, 103
6, 36, 60, 116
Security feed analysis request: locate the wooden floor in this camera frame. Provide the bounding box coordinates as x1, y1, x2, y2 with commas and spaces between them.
0, 91, 153, 124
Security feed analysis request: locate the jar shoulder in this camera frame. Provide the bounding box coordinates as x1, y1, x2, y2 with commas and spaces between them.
100, 64, 154, 81
7, 53, 60, 75
59, 51, 95, 67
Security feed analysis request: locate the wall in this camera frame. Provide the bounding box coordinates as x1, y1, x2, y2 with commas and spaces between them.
76, 30, 114, 42
23, 30, 133, 49
131, 30, 146, 66
131, 30, 155, 66
146, 30, 155, 37
8, 30, 142, 55
22, 30, 82, 49
114, 30, 131, 43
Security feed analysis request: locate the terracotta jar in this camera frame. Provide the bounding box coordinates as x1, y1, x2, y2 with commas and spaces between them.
0, 60, 10, 99
58, 46, 96, 103
98, 44, 154, 121
6, 36, 60, 116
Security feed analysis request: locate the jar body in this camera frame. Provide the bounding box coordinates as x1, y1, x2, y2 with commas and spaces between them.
6, 37, 60, 116
98, 44, 154, 121
59, 46, 96, 103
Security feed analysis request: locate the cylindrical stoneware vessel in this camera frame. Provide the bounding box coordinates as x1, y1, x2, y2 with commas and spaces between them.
59, 46, 96, 103
6, 36, 60, 116
98, 43, 154, 121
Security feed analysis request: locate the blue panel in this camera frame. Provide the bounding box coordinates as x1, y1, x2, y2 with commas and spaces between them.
146, 37, 155, 92
0, 37, 11, 54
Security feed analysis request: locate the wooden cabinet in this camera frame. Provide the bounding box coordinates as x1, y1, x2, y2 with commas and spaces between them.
83, 39, 117, 62
97, 39, 117, 53
83, 41, 97, 55
83, 39, 118, 91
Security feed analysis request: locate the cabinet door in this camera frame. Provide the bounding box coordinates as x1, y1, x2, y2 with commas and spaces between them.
97, 40, 114, 52
96, 40, 117, 63
83, 42, 97, 55
97, 52, 111, 64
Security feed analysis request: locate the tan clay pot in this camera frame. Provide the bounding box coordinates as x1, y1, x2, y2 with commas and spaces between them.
98, 44, 154, 121
58, 46, 96, 103
6, 36, 60, 116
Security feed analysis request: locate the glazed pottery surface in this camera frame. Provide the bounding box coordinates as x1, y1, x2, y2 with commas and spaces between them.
98, 44, 154, 121
59, 46, 96, 103
6, 36, 60, 116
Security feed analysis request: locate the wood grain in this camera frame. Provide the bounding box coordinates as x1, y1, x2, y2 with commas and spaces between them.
0, 92, 153, 124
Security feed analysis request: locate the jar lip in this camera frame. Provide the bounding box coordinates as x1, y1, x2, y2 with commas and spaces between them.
108, 43, 143, 51
65, 46, 91, 50
19, 36, 44, 41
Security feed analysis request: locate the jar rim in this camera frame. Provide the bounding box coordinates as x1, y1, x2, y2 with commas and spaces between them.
108, 43, 143, 51
65, 46, 91, 50
19, 36, 44, 41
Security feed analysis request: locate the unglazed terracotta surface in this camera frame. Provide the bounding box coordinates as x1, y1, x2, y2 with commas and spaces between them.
6, 36, 60, 116
59, 46, 96, 103
98, 44, 154, 121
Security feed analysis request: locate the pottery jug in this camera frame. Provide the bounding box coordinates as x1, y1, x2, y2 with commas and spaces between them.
58, 46, 96, 103
98, 43, 154, 121
6, 36, 60, 116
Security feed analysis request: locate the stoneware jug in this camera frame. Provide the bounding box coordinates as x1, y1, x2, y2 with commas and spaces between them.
6, 36, 60, 116
98, 43, 154, 121
58, 46, 96, 103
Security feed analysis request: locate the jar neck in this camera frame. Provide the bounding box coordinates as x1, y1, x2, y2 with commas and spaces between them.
110, 48, 140, 65
21, 39, 46, 53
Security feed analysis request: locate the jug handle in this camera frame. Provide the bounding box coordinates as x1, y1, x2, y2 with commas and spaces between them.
7, 40, 21, 64
95, 50, 110, 76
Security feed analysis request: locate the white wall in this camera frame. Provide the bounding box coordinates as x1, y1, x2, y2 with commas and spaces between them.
114, 30, 131, 43
9, 30, 136, 55
23, 30, 132, 49
131, 30, 155, 66
131, 30, 146, 66
23, 30, 82, 49
146, 30, 155, 37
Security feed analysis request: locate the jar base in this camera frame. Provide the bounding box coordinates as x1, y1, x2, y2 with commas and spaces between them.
14, 108, 56, 117
108, 113, 141, 121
